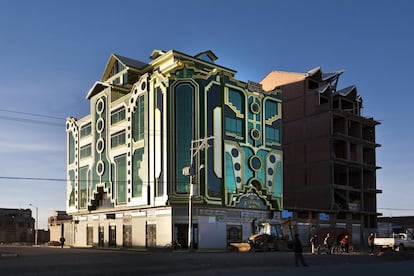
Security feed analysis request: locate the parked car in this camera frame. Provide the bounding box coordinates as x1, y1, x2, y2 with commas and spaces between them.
374, 232, 414, 251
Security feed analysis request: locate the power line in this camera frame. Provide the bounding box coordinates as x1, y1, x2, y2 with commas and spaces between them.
0, 176, 194, 185
0, 115, 63, 127
0, 108, 66, 127
0, 108, 65, 120
0, 176, 66, 182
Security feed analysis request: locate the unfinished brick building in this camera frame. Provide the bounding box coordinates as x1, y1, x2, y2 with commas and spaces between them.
261, 67, 381, 245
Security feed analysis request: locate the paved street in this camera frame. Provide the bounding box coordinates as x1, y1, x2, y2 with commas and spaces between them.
0, 245, 413, 275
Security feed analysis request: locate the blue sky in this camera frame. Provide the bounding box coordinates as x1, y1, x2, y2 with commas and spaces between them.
0, 0, 413, 229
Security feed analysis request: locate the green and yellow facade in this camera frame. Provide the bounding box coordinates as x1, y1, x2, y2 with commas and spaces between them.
66, 49, 282, 249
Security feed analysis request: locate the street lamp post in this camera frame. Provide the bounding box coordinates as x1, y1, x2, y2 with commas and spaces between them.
29, 204, 38, 245
183, 136, 214, 250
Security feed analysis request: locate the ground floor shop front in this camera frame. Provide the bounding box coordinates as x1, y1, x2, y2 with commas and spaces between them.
62, 206, 280, 250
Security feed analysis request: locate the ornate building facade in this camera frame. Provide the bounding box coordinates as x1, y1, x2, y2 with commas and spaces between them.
66, 49, 283, 249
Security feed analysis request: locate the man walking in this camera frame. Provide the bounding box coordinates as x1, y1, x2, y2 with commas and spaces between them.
293, 233, 309, 267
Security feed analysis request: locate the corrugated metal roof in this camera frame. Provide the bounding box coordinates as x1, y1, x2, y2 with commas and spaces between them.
334, 85, 357, 97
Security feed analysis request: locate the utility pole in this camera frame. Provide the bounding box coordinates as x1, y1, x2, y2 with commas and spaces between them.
182, 136, 215, 250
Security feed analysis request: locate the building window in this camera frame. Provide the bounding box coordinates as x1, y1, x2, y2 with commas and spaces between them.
80, 144, 92, 159
79, 166, 89, 209
111, 130, 126, 148
225, 89, 245, 139
264, 100, 281, 144
80, 123, 92, 138
133, 95, 145, 141
115, 155, 126, 204
132, 148, 144, 197
68, 170, 75, 206
265, 126, 280, 143
68, 132, 75, 164
174, 83, 194, 193
111, 107, 125, 125
225, 117, 243, 137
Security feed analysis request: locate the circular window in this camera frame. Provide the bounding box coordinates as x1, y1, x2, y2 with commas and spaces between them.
249, 156, 262, 171
269, 154, 276, 164
231, 148, 239, 158
267, 180, 273, 187
236, 176, 242, 183
96, 118, 105, 133
141, 81, 147, 90
250, 128, 261, 140
268, 167, 274, 175
250, 102, 261, 114
96, 98, 105, 114
96, 138, 105, 153
234, 162, 241, 171
96, 160, 105, 176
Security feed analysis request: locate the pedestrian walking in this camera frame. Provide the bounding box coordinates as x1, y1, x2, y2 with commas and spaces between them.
60, 236, 66, 248
368, 233, 375, 255
293, 233, 309, 267
323, 233, 333, 254
310, 234, 318, 254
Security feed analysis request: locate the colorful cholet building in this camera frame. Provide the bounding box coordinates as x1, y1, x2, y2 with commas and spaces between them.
66, 49, 283, 249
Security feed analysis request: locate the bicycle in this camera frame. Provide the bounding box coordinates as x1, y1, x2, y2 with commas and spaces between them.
316, 244, 330, 255
164, 240, 182, 250
331, 242, 353, 255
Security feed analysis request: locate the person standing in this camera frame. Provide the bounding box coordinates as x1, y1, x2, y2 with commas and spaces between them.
368, 233, 375, 255
341, 235, 350, 253
323, 233, 333, 254
293, 233, 309, 267
60, 236, 66, 248
310, 234, 318, 254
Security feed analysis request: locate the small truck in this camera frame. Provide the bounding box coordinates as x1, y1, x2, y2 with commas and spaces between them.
374, 232, 414, 251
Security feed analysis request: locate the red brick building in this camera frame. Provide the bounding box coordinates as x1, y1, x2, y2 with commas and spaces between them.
261, 67, 381, 245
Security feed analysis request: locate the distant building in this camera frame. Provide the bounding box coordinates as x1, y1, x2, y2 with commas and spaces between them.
48, 211, 72, 245
261, 68, 381, 245
378, 216, 414, 235
66, 49, 283, 249
0, 208, 34, 244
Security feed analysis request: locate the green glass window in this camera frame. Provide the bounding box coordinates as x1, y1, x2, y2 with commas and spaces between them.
265, 100, 278, 119
225, 89, 244, 138
68, 132, 75, 164
80, 144, 92, 159
111, 107, 125, 125
265, 100, 281, 144
225, 153, 237, 193
68, 170, 75, 206
80, 123, 92, 138
274, 162, 282, 197
132, 148, 144, 197
111, 130, 126, 148
229, 89, 243, 112
115, 155, 126, 204
133, 95, 145, 141
265, 126, 280, 144
79, 166, 89, 209
225, 117, 243, 137
175, 83, 193, 193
